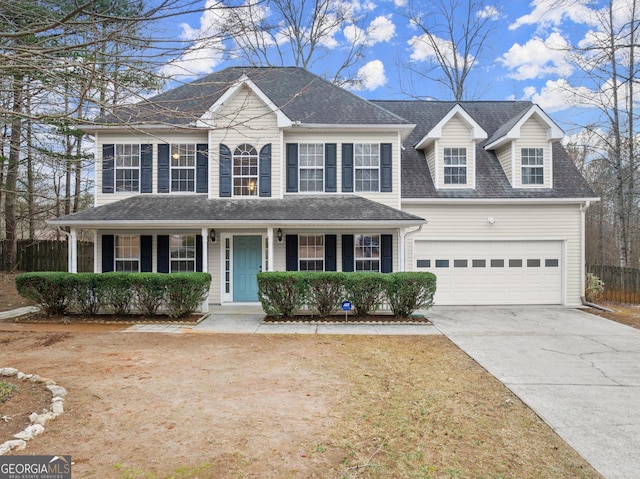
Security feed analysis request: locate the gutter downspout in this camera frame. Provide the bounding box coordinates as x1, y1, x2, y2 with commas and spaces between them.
579, 201, 591, 306
400, 224, 425, 271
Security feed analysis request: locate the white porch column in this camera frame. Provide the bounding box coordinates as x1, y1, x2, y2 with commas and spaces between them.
267, 227, 274, 271
93, 230, 98, 273
399, 229, 406, 272
69, 227, 78, 273
201, 227, 209, 313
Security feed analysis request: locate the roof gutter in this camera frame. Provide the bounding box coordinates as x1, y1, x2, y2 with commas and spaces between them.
401, 197, 601, 205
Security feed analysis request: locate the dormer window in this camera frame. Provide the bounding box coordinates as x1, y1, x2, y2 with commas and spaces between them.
521, 148, 544, 185
444, 148, 467, 185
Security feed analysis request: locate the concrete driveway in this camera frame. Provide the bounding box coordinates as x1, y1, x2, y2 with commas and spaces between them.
428, 306, 640, 479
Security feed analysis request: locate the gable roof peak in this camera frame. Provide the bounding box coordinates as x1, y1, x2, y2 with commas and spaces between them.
414, 103, 488, 149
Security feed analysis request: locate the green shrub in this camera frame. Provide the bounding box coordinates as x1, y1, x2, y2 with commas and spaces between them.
133, 274, 168, 316
99, 273, 134, 315
343, 272, 386, 317
257, 272, 308, 318
585, 273, 605, 302
71, 273, 102, 315
304, 272, 345, 317
164, 273, 211, 318
15, 272, 72, 316
384, 272, 436, 317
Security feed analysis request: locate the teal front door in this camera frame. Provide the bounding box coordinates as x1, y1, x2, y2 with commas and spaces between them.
233, 235, 262, 301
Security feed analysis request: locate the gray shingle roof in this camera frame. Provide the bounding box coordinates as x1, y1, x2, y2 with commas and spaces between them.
372, 100, 596, 199
95, 67, 410, 126
49, 195, 424, 225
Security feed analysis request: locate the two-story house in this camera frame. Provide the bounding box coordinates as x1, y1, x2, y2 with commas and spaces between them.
49, 67, 597, 308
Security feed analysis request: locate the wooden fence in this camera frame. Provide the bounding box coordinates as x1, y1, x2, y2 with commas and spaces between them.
587, 264, 640, 303
0, 240, 94, 272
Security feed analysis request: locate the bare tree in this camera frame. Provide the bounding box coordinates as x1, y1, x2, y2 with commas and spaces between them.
403, 0, 500, 100
567, 0, 640, 267
220, 0, 370, 86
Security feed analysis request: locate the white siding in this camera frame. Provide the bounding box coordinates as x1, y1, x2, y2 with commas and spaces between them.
436, 115, 476, 189
210, 85, 281, 198
284, 130, 400, 208
402, 202, 584, 306
95, 131, 208, 206
515, 117, 551, 188
495, 144, 513, 185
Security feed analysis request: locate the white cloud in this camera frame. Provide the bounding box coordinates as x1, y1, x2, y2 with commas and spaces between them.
521, 79, 594, 112
366, 15, 396, 44
499, 32, 573, 80
477, 5, 501, 20
510, 0, 599, 31
394, 0, 407, 6
353, 60, 387, 90
160, 38, 225, 78
408, 34, 468, 66
343, 24, 366, 45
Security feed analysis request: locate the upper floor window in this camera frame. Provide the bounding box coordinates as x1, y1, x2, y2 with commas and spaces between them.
299, 235, 324, 271
521, 148, 544, 185
355, 234, 380, 271
171, 144, 196, 192
233, 143, 258, 196
443, 147, 467, 185
115, 144, 140, 192
115, 235, 139, 272
355, 143, 379, 192
299, 144, 324, 192
170, 234, 195, 272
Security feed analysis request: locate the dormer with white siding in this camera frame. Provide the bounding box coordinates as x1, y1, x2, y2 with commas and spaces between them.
414, 104, 487, 190
484, 105, 564, 189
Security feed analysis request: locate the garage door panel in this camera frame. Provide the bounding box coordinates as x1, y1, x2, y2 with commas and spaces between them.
414, 240, 562, 305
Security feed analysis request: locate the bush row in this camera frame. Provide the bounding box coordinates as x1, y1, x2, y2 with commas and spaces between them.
16, 272, 212, 318
257, 271, 436, 319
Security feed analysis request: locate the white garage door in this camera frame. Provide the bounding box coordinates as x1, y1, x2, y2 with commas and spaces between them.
414, 240, 563, 305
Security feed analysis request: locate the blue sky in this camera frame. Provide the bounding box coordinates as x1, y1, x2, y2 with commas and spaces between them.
156, 0, 628, 133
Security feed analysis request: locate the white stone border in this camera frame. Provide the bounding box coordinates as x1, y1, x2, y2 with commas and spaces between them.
0, 367, 66, 455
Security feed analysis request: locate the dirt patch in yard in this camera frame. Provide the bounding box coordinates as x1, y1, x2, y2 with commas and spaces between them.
0, 332, 601, 478
584, 301, 640, 329
0, 273, 34, 312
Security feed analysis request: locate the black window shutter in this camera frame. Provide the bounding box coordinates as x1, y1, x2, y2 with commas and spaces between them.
140, 235, 152, 272
157, 235, 170, 273
381, 234, 393, 273
285, 234, 298, 271
157, 144, 170, 193
102, 144, 114, 193
325, 144, 337, 192
380, 143, 392, 192
342, 144, 354, 192
259, 143, 272, 197
219, 144, 232, 197
196, 234, 203, 272
196, 143, 208, 193
140, 144, 153, 193
342, 234, 354, 272
325, 235, 337, 271
101, 234, 114, 272
286, 143, 298, 192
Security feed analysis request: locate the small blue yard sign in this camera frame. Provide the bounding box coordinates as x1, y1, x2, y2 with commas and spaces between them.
341, 301, 352, 311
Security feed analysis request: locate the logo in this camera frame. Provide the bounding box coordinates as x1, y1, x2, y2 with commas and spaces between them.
0, 456, 71, 479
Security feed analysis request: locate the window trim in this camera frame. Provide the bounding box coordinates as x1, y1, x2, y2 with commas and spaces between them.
354, 233, 381, 272
114, 234, 140, 272
443, 147, 467, 185
354, 143, 380, 193
521, 147, 544, 185
170, 143, 196, 193
169, 234, 196, 273
114, 144, 140, 193
298, 143, 325, 193
298, 234, 324, 271
232, 143, 259, 197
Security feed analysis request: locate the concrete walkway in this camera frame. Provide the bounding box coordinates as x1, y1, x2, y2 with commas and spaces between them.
427, 306, 640, 479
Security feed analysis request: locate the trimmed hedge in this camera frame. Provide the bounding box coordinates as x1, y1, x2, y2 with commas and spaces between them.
257, 271, 436, 318
16, 272, 212, 318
